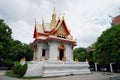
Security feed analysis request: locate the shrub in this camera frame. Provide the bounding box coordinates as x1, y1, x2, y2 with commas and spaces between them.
13, 62, 27, 77
18, 63, 27, 77
2, 59, 14, 69
13, 62, 21, 74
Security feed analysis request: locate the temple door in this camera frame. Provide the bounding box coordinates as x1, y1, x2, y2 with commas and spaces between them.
58, 44, 66, 61
59, 49, 64, 60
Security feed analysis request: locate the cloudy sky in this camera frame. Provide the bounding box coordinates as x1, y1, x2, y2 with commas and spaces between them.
0, 0, 120, 47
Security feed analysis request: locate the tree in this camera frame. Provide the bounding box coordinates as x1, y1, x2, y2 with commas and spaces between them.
0, 19, 33, 69
0, 19, 12, 60
10, 40, 33, 61
93, 24, 120, 64
73, 47, 86, 61
23, 43, 33, 61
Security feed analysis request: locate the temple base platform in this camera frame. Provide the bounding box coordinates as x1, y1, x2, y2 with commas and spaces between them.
24, 61, 91, 77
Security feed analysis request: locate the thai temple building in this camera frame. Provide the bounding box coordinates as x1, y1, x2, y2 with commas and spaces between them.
24, 5, 91, 77
32, 8, 76, 62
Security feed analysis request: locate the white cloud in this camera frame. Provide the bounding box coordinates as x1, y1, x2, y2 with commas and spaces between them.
0, 0, 29, 23
10, 20, 34, 44
0, 0, 119, 47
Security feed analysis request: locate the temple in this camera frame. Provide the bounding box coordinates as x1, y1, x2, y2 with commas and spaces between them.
24, 5, 91, 77
32, 6, 76, 62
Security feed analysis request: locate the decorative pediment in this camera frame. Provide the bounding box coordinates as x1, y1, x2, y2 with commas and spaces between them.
56, 23, 67, 37
52, 18, 70, 38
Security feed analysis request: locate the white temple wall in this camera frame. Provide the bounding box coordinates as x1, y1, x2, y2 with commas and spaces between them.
37, 41, 74, 61
37, 42, 42, 61
45, 45, 49, 59
48, 41, 74, 61
48, 41, 59, 61
64, 43, 73, 61
37, 42, 48, 61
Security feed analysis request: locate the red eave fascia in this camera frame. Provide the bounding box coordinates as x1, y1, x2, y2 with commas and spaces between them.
32, 37, 77, 47
31, 39, 37, 46
47, 37, 76, 44
32, 38, 46, 46
48, 37, 76, 46
73, 43, 77, 46
37, 32, 49, 36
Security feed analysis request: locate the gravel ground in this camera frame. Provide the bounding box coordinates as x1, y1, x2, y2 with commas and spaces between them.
0, 70, 120, 80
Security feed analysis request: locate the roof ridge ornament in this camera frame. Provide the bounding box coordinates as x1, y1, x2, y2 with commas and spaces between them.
62, 13, 65, 18
34, 18, 37, 24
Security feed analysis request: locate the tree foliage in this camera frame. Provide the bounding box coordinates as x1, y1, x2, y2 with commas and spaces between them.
10, 40, 33, 61
0, 19, 12, 60
73, 47, 94, 62
73, 47, 87, 61
0, 19, 33, 68
93, 24, 120, 64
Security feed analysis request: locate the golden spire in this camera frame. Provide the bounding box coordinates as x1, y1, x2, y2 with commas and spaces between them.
51, 0, 57, 29
52, 0, 56, 21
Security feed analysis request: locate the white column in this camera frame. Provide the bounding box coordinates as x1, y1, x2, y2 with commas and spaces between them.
71, 48, 73, 61
95, 63, 98, 71
48, 42, 58, 61
110, 63, 113, 72
37, 43, 40, 61
46, 48, 49, 60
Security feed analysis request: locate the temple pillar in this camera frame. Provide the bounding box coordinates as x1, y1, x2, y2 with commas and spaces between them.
48, 41, 58, 61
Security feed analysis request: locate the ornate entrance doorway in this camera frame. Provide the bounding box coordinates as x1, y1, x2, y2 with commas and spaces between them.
59, 49, 64, 60
58, 44, 66, 61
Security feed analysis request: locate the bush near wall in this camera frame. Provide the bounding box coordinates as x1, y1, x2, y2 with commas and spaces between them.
13, 62, 27, 77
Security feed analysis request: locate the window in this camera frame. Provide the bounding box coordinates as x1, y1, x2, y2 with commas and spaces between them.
57, 34, 66, 39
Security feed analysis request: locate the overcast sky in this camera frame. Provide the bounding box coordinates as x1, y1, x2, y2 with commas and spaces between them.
0, 0, 120, 47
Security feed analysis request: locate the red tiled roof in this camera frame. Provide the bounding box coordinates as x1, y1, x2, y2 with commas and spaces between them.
113, 15, 120, 24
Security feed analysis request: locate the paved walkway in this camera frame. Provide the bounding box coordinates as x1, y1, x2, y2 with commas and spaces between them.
0, 70, 120, 80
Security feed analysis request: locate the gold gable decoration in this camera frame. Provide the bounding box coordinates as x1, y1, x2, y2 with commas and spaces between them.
56, 24, 67, 38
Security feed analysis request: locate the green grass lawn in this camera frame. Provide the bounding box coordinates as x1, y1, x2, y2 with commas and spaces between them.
6, 70, 19, 78
6, 70, 43, 79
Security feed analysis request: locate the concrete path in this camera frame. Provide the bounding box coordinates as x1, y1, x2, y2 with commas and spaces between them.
0, 70, 120, 80
0, 70, 22, 80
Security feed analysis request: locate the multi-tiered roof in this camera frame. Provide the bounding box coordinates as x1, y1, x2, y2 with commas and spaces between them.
32, 8, 76, 46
